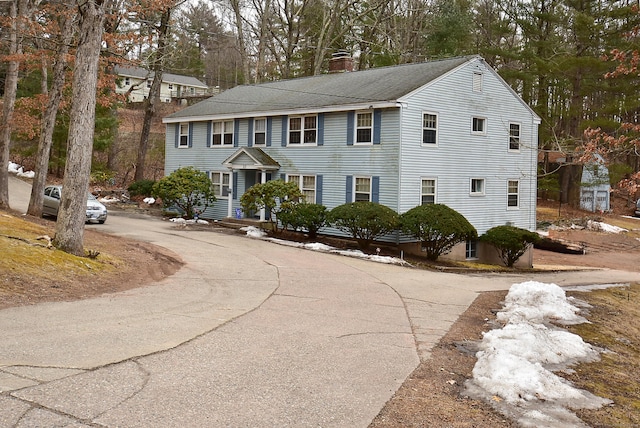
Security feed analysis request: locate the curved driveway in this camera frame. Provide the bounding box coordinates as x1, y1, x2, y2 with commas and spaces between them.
2, 176, 639, 427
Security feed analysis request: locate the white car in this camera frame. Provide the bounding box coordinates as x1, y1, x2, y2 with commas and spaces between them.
43, 185, 108, 224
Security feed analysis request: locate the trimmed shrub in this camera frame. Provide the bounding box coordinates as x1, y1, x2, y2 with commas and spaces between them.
240, 180, 303, 232
128, 179, 156, 197
400, 204, 477, 261
152, 167, 216, 219
279, 203, 327, 239
328, 202, 398, 250
480, 225, 540, 267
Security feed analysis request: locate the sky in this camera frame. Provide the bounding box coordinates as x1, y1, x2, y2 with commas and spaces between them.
8, 161, 620, 426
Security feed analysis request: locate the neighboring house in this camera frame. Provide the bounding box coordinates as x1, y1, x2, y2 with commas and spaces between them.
114, 65, 209, 103
580, 154, 611, 213
162, 55, 541, 265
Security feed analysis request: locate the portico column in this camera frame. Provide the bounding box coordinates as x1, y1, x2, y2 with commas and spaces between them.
228, 168, 234, 218
259, 169, 267, 221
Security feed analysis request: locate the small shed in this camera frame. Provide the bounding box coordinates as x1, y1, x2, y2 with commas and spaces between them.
580, 154, 610, 213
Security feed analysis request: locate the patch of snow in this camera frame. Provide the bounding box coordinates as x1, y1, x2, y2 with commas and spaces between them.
586, 220, 627, 233
240, 226, 267, 238
143, 197, 155, 204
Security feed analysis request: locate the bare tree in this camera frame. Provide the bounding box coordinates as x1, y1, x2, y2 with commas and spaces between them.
53, 0, 109, 255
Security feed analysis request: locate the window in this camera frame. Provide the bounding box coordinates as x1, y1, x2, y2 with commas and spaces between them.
421, 179, 436, 205
146, 79, 152, 89
466, 240, 478, 259
212, 120, 234, 146
211, 172, 231, 198
509, 123, 520, 151
178, 123, 189, 147
168, 83, 173, 90
289, 115, 317, 145
470, 178, 485, 195
254, 118, 266, 145
124, 77, 130, 86
356, 111, 373, 143
472, 117, 486, 134
473, 72, 483, 92
354, 176, 371, 202
423, 113, 438, 145
288, 174, 316, 203
508, 180, 519, 208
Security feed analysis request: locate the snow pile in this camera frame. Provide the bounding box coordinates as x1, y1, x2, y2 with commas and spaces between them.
586, 220, 627, 233
240, 226, 267, 238
466, 281, 612, 427
143, 197, 155, 204
170, 217, 209, 225
99, 196, 120, 204
8, 161, 35, 179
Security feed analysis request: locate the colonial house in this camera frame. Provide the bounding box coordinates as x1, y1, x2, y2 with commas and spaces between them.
162, 55, 540, 265
114, 65, 209, 103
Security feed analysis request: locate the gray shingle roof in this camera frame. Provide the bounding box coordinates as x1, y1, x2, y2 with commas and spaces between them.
166, 56, 476, 120
114, 65, 208, 88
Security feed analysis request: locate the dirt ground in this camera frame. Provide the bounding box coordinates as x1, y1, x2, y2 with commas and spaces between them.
2, 200, 639, 426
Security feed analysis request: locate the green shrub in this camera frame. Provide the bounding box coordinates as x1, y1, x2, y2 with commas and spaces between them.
128, 179, 156, 197
279, 203, 327, 239
240, 180, 303, 232
480, 225, 540, 267
328, 202, 398, 250
400, 204, 477, 261
152, 167, 216, 219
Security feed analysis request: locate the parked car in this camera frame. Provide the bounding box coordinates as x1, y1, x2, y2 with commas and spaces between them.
635, 199, 640, 217
43, 185, 108, 224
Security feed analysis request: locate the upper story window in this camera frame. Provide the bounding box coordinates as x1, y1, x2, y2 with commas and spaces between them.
288, 174, 316, 203
508, 180, 519, 208
212, 120, 234, 146
289, 115, 317, 145
178, 123, 189, 148
354, 176, 371, 202
146, 79, 152, 89
470, 178, 485, 196
472, 117, 486, 135
168, 83, 173, 90
421, 178, 436, 205
124, 77, 130, 86
356, 111, 373, 144
473, 72, 483, 92
423, 112, 438, 145
509, 123, 521, 151
211, 172, 231, 198
254, 118, 266, 145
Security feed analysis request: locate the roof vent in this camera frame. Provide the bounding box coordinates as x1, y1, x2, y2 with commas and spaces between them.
329, 51, 354, 73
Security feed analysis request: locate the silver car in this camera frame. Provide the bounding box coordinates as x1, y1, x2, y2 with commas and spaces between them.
43, 185, 108, 224
635, 199, 640, 217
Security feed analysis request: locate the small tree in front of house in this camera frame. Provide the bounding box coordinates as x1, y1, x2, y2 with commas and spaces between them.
480, 225, 540, 268
279, 203, 328, 239
240, 179, 303, 232
328, 202, 399, 250
152, 167, 216, 219
400, 204, 477, 261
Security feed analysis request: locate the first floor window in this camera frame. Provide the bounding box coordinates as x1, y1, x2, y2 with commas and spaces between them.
179, 123, 189, 147
472, 117, 486, 134
470, 178, 485, 195
423, 113, 437, 145
508, 180, 519, 208
466, 240, 478, 259
356, 111, 373, 143
211, 172, 231, 198
509, 123, 521, 151
254, 118, 266, 145
288, 174, 316, 203
289, 115, 317, 145
421, 179, 436, 205
212, 120, 234, 146
355, 176, 371, 202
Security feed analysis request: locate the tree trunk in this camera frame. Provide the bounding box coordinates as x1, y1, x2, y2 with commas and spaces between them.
53, 0, 107, 256
28, 11, 75, 217
135, 6, 171, 182
230, 0, 251, 84
0, 0, 28, 210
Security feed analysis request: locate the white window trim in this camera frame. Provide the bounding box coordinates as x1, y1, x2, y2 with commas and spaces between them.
421, 111, 438, 146
465, 240, 478, 260
178, 123, 189, 148
353, 176, 372, 202
471, 116, 487, 135
254, 117, 267, 146
507, 179, 520, 209
470, 178, 485, 196
287, 174, 316, 203
420, 177, 437, 205
210, 171, 231, 199
211, 120, 234, 147
355, 110, 374, 145
508, 121, 521, 152
288, 114, 318, 146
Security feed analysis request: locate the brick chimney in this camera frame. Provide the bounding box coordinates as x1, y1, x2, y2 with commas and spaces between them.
329, 51, 354, 73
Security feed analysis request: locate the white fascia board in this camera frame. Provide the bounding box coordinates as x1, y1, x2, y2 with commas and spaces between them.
397, 56, 477, 103
162, 101, 400, 124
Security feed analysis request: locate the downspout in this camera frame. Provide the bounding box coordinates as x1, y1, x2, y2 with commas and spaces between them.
396, 102, 406, 245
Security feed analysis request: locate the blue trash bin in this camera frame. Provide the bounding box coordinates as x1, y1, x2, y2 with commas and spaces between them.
235, 208, 242, 219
